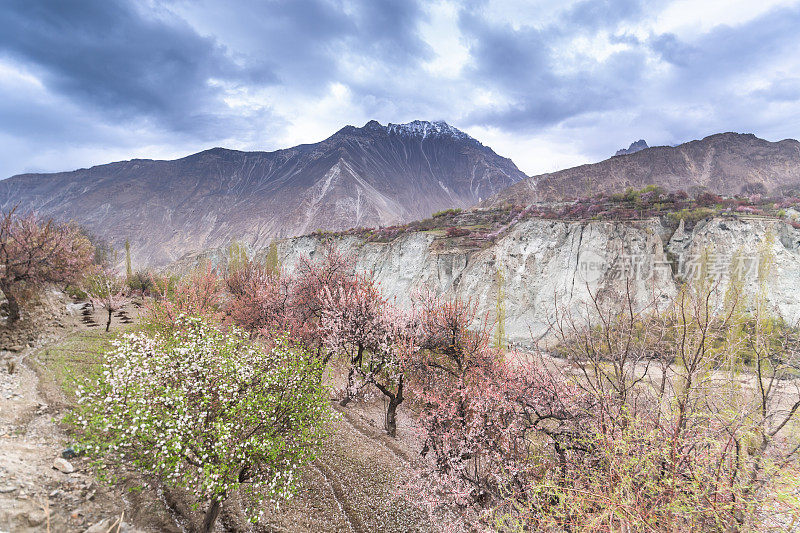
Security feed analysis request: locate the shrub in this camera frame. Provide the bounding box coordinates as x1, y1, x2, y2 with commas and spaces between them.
432, 208, 463, 218
696, 191, 723, 206
64, 284, 88, 300
445, 226, 471, 238
667, 207, 715, 226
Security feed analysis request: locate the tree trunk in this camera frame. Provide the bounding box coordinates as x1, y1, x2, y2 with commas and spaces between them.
386, 397, 400, 437
340, 345, 364, 406
201, 498, 222, 533
339, 366, 355, 407
382, 375, 404, 437
106, 309, 112, 331
5, 290, 20, 323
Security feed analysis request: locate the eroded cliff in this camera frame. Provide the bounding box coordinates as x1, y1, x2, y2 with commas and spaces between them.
276, 217, 800, 346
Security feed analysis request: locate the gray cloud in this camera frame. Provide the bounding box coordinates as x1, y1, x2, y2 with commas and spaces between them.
0, 0, 274, 137
162, 0, 430, 95
455, 1, 652, 131
648, 6, 800, 91
1, 0, 799, 179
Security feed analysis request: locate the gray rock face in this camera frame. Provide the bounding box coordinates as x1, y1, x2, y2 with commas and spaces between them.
615, 139, 649, 156
277, 217, 800, 346
0, 120, 525, 268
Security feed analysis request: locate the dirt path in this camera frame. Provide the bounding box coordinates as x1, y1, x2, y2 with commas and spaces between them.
0, 333, 128, 532
252, 401, 432, 533
333, 404, 416, 466
0, 298, 177, 533
311, 460, 366, 533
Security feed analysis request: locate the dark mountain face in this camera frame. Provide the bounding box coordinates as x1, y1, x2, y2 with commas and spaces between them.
488, 132, 800, 205
615, 139, 648, 156
0, 120, 525, 267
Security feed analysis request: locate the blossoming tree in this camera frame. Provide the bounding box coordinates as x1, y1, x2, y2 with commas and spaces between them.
290, 245, 358, 361
319, 275, 414, 436
147, 264, 222, 330
0, 207, 94, 322
72, 316, 329, 533
224, 258, 295, 337
86, 268, 129, 331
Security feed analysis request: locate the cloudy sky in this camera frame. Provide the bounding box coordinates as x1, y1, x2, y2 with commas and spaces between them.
1, 0, 800, 179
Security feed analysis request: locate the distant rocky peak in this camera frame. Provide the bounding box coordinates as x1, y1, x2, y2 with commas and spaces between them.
615, 139, 648, 156
362, 119, 384, 131
339, 120, 478, 143
386, 120, 474, 142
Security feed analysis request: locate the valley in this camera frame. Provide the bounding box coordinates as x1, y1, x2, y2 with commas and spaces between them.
2, 124, 800, 532
4, 1, 800, 531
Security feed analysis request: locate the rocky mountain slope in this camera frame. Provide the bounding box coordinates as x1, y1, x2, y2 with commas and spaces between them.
0, 120, 524, 267
269, 216, 800, 346
489, 132, 800, 204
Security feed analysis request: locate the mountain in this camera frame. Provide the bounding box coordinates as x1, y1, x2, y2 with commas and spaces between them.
615, 139, 648, 156
0, 120, 525, 267
488, 132, 800, 205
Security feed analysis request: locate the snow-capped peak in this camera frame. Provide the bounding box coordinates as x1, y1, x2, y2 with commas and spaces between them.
384, 120, 476, 142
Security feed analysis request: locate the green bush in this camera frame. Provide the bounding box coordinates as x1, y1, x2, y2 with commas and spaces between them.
64, 284, 88, 300
432, 208, 462, 218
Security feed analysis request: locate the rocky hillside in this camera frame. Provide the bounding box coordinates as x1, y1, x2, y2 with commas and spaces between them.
0, 120, 524, 267
269, 216, 800, 346
489, 132, 800, 204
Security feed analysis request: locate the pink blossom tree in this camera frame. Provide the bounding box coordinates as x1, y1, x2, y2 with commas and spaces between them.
147, 263, 222, 331
0, 207, 94, 323
289, 244, 358, 361
408, 293, 586, 515
223, 257, 295, 338
319, 275, 414, 436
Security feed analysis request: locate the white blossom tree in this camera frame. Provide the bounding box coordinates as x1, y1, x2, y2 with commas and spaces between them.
86, 268, 129, 331
72, 316, 329, 532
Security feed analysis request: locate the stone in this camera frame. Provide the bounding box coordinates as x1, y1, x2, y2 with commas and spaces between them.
53, 457, 75, 473
62, 447, 80, 459
0, 484, 16, 493
25, 510, 48, 527
84, 518, 113, 533
85, 519, 146, 533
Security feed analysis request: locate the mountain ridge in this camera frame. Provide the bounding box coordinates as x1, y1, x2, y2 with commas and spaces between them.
487, 132, 800, 205
0, 120, 526, 267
